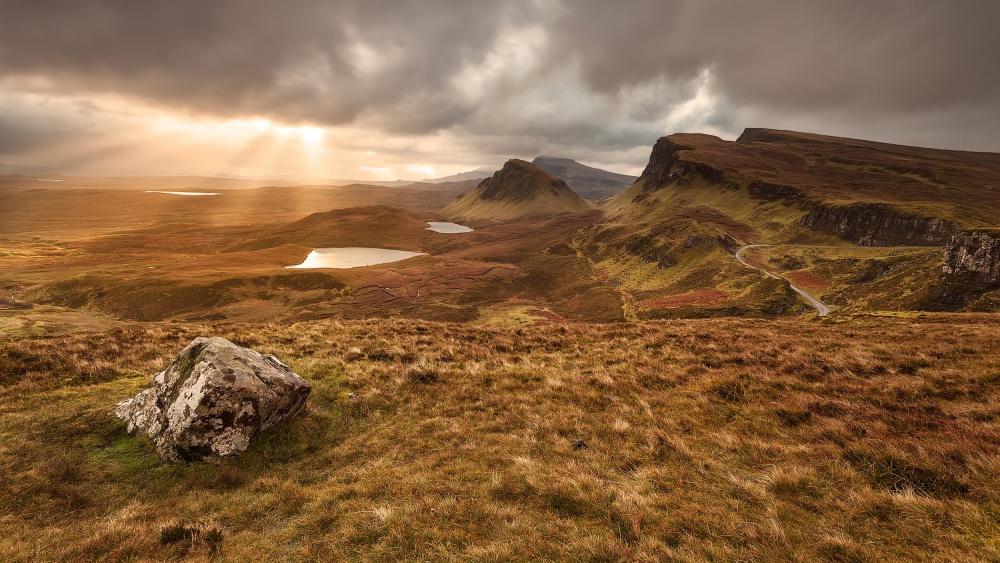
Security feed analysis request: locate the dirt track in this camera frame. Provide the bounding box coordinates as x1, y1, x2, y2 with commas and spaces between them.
735, 244, 832, 316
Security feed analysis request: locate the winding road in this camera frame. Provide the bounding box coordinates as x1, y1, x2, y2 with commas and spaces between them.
735, 245, 831, 317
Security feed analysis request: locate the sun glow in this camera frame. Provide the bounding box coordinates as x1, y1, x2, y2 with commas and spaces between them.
137, 114, 334, 177
407, 164, 436, 178
297, 126, 324, 145
273, 124, 325, 146
13, 94, 465, 179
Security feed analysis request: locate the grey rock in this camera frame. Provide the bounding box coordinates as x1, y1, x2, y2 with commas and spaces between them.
638, 137, 724, 189
943, 229, 1000, 283
115, 336, 311, 462
799, 203, 960, 246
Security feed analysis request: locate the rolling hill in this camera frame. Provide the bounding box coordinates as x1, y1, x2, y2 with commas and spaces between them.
3, 129, 998, 326
442, 159, 594, 222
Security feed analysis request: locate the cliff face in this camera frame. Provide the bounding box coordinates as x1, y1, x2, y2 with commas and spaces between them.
917, 230, 1000, 311
638, 137, 724, 190
943, 230, 1000, 283
799, 203, 960, 246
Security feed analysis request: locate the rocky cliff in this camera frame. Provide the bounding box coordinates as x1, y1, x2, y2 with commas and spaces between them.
943, 230, 1000, 283
918, 230, 1000, 311
637, 137, 725, 190
799, 203, 960, 246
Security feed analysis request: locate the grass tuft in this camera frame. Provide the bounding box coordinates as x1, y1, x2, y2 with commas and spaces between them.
159, 522, 224, 556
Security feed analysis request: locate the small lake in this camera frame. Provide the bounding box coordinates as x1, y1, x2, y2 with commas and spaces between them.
145, 191, 221, 196
427, 221, 473, 233
287, 247, 425, 269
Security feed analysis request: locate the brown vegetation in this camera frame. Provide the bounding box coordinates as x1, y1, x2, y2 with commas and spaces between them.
638, 288, 729, 308
686, 129, 1000, 220
2, 314, 1000, 560
783, 270, 833, 291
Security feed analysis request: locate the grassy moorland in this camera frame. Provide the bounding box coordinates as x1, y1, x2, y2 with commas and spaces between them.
1, 130, 999, 561
2, 313, 1000, 561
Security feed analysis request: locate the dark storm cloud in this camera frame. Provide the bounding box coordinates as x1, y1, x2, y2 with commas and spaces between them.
547, 0, 1000, 114
0, 92, 113, 156
1, 0, 998, 162
0, 0, 526, 126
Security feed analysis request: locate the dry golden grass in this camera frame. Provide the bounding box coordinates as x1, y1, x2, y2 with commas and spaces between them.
2, 314, 1000, 561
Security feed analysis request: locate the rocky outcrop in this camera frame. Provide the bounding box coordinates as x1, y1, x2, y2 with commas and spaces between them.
638, 137, 725, 190
443, 159, 593, 222
799, 203, 960, 246
746, 180, 806, 201
477, 159, 570, 202
920, 230, 1000, 311
115, 337, 311, 462
943, 230, 1000, 283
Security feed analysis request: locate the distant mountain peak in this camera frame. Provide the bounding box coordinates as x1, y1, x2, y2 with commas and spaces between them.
473, 159, 572, 203
421, 166, 495, 184
442, 159, 593, 222
530, 156, 637, 200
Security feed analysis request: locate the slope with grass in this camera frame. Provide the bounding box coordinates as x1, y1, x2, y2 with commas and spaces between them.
735, 245, 831, 316
2, 314, 1000, 560
584, 129, 1000, 315
442, 159, 594, 223
606, 130, 1000, 240
5, 130, 999, 325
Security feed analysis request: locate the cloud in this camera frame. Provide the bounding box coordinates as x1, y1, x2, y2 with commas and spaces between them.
1, 0, 998, 175
547, 1, 1000, 112
0, 0, 524, 128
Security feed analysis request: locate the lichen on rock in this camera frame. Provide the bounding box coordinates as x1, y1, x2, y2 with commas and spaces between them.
943, 229, 1000, 283
115, 336, 311, 462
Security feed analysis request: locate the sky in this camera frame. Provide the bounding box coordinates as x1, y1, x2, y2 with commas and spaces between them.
1, 0, 998, 180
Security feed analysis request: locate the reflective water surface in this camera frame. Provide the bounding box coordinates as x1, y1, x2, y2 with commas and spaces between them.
286, 247, 425, 269
426, 221, 473, 233
145, 191, 221, 196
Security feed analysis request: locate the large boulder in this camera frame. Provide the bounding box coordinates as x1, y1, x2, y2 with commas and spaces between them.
115, 336, 311, 462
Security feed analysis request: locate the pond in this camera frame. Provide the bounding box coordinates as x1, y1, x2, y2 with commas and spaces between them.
145, 191, 221, 196
286, 247, 425, 269
426, 221, 473, 233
